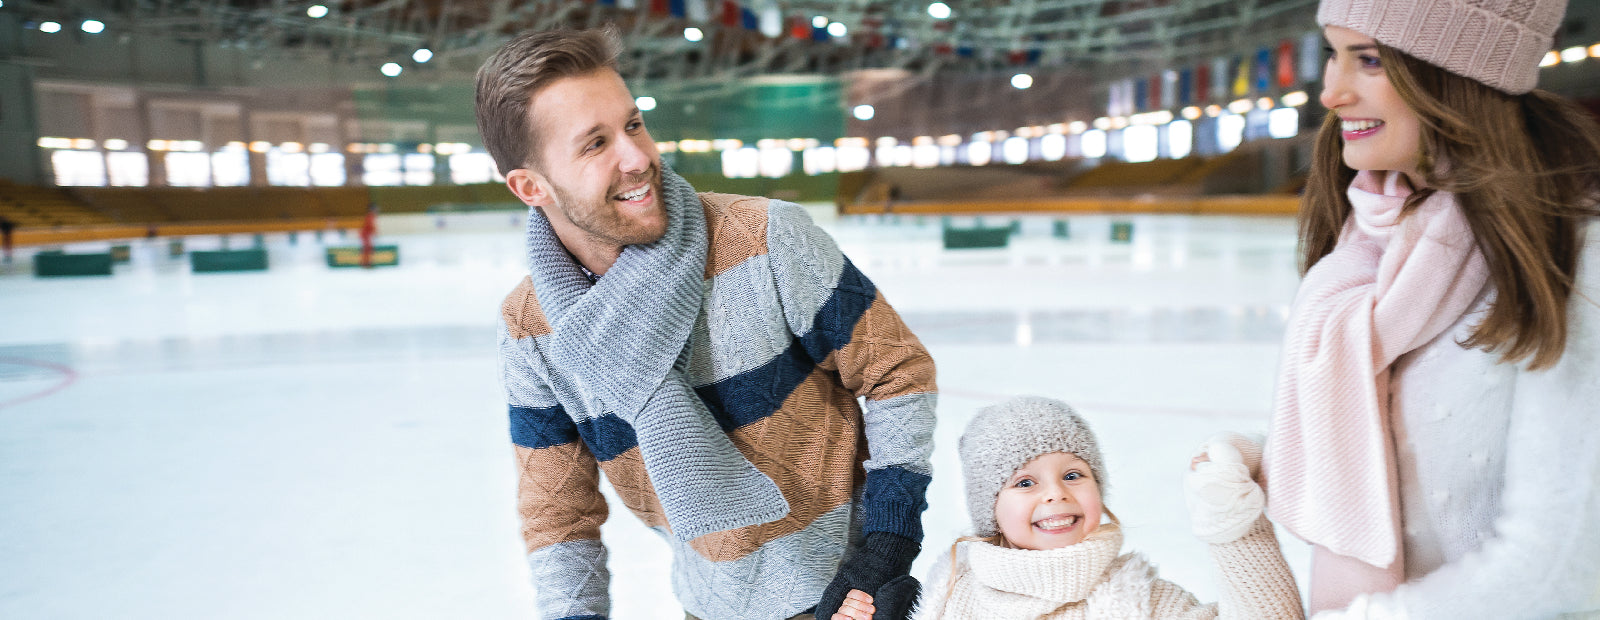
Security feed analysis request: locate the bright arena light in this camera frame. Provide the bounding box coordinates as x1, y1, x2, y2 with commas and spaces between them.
307, 4, 329, 18
1281, 91, 1310, 107
413, 48, 433, 63
928, 2, 951, 19
813, 16, 828, 28
684, 27, 703, 42
1560, 46, 1587, 63
81, 20, 105, 34
828, 22, 847, 37
853, 104, 875, 121
40, 21, 61, 33
636, 96, 657, 111
1011, 73, 1033, 90
380, 62, 402, 77
1540, 51, 1559, 67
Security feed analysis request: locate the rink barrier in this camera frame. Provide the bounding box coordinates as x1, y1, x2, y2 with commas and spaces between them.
326, 245, 400, 268
191, 249, 268, 272
13, 217, 366, 247
33, 251, 113, 277
842, 194, 1300, 216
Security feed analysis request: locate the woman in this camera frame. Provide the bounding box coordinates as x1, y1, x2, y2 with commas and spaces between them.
1262, 0, 1600, 617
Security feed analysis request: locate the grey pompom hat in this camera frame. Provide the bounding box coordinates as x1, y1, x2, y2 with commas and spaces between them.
959, 396, 1107, 537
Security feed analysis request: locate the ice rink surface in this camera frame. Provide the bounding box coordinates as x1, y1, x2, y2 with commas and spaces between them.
0, 208, 1312, 619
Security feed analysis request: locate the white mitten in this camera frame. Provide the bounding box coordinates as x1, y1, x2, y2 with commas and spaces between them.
1185, 432, 1267, 544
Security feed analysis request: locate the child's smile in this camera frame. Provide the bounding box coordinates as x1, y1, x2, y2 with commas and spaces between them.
994, 451, 1104, 550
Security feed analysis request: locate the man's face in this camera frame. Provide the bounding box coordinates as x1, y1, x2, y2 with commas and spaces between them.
529, 70, 666, 247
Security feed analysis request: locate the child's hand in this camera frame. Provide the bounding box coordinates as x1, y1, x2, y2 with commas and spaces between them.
831, 588, 875, 620
1185, 432, 1267, 544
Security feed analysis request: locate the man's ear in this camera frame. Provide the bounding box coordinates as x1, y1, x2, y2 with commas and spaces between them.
505, 168, 551, 207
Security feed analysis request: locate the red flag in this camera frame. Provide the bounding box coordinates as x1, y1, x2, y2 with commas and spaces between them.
720, 1, 739, 27
1149, 75, 1162, 110
651, 0, 668, 15
1196, 65, 1211, 103
1278, 40, 1296, 87
790, 15, 809, 39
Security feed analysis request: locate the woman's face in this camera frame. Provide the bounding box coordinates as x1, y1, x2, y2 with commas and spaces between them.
1319, 26, 1424, 181
993, 451, 1103, 550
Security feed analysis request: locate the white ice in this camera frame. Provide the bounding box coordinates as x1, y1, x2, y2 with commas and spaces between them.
0, 208, 1310, 619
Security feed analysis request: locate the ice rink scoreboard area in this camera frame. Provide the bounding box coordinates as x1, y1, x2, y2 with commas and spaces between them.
0, 208, 1311, 619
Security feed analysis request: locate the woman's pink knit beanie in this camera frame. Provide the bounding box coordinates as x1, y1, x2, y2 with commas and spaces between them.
1317, 0, 1568, 94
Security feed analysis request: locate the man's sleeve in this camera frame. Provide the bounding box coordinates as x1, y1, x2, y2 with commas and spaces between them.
500, 320, 612, 620
764, 200, 937, 543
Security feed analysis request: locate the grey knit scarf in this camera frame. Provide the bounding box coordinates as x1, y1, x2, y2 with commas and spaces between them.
524, 166, 789, 542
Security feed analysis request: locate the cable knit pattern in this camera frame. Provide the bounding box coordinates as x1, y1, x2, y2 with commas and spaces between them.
1264, 171, 1488, 576
501, 186, 937, 620
913, 522, 1303, 620
1306, 220, 1600, 619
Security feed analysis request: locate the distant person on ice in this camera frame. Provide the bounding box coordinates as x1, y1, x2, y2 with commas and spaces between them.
475, 28, 937, 620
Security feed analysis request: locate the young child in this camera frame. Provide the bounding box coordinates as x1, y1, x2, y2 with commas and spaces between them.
911, 396, 1303, 619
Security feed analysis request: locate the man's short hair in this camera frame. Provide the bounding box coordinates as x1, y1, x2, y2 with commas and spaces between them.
474, 27, 622, 175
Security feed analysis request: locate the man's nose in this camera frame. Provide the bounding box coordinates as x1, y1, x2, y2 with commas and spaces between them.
616, 134, 651, 174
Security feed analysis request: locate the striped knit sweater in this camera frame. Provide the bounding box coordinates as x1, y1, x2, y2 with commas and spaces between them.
499, 193, 938, 620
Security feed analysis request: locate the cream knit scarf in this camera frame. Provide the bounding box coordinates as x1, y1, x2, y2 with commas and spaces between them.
524, 166, 788, 542
1265, 170, 1489, 573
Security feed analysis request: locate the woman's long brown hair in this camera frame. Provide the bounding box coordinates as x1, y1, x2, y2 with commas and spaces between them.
1301, 45, 1600, 369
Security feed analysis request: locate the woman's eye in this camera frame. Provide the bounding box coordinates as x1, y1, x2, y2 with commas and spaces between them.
1358, 54, 1381, 69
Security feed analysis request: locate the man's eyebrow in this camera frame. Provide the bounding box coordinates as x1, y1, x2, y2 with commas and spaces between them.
571, 123, 605, 147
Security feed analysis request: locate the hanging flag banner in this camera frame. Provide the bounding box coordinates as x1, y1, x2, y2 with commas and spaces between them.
790, 15, 809, 39
1300, 32, 1323, 84
652, 0, 669, 15
618, 0, 636, 8
1162, 70, 1179, 109
1135, 78, 1150, 112
686, 0, 708, 22
1196, 64, 1211, 103
1213, 57, 1231, 100
1232, 56, 1250, 97
1179, 68, 1194, 106
1255, 46, 1272, 93
719, 1, 739, 27
1278, 40, 1296, 87
669, 0, 686, 18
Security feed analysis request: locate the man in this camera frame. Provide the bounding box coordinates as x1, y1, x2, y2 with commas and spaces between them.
475, 28, 937, 620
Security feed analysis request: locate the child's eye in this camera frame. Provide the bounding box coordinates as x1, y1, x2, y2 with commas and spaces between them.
1064, 472, 1081, 481
1015, 479, 1034, 488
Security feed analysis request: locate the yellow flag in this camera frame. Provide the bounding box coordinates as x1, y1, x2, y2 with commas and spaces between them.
1233, 56, 1250, 97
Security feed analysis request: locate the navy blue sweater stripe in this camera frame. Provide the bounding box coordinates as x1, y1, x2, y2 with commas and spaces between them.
860, 466, 932, 542
510, 404, 638, 462
554, 616, 606, 620
509, 405, 579, 449
694, 339, 816, 431
796, 258, 877, 364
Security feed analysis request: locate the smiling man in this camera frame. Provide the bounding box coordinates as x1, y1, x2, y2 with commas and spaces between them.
475, 28, 936, 620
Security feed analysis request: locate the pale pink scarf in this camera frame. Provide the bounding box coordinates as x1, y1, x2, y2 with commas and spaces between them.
1263, 170, 1489, 610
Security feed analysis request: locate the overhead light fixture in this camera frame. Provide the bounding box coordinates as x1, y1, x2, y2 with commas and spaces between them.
1540, 51, 1559, 67
413, 48, 433, 63
928, 2, 951, 19
80, 20, 105, 34
380, 62, 402, 77
1011, 73, 1033, 90
636, 96, 657, 111
1281, 91, 1310, 107
1560, 46, 1587, 63
828, 22, 847, 37
853, 104, 875, 121
684, 27, 703, 42
1180, 106, 1202, 120
40, 21, 61, 33
813, 16, 828, 29
307, 4, 328, 18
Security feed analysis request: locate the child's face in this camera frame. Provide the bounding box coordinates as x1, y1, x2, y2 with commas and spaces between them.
994, 451, 1103, 551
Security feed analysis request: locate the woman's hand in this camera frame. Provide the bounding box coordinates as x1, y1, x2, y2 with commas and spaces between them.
830, 588, 876, 620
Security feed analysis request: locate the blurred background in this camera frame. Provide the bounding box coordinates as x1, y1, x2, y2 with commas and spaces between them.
2, 1, 1598, 618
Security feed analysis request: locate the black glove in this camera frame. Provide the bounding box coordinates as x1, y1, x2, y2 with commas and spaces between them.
816, 532, 920, 619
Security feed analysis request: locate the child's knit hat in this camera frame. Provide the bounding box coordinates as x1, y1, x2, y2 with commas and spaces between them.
1317, 0, 1568, 94
959, 396, 1106, 537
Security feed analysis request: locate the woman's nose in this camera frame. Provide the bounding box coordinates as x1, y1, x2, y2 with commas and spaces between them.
1320, 65, 1355, 111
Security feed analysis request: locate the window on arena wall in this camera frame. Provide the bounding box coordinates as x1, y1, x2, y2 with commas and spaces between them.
106, 152, 149, 187
403, 153, 435, 185
449, 153, 497, 184
1167, 121, 1194, 159
266, 150, 311, 186
1080, 130, 1108, 159
166, 152, 213, 187
211, 148, 250, 186
802, 146, 837, 175
1216, 114, 1246, 153
310, 153, 346, 186
363, 153, 402, 186
52, 150, 108, 186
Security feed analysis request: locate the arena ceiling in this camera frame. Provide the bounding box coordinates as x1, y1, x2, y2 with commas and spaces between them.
12, 0, 1321, 82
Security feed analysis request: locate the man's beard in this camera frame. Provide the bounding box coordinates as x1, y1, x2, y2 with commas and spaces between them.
550, 165, 667, 247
